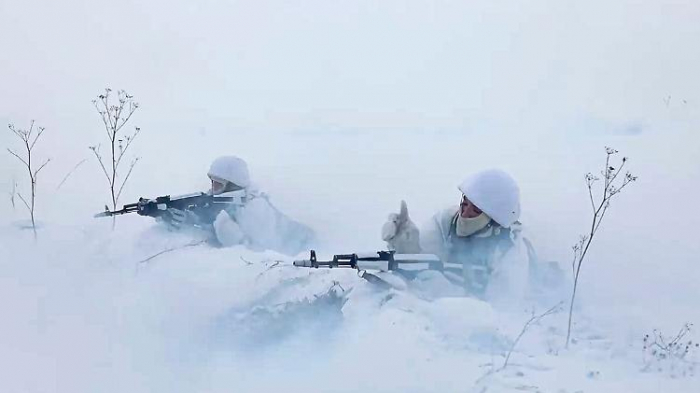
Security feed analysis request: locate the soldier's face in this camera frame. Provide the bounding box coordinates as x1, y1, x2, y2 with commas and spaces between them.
211, 179, 227, 195
460, 195, 483, 218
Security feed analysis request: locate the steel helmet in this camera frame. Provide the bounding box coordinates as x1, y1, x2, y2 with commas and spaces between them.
458, 169, 520, 227
207, 156, 251, 188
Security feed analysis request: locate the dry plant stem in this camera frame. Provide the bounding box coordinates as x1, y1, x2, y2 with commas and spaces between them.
9, 179, 17, 209
502, 303, 561, 370
256, 260, 283, 279
7, 121, 50, 240
89, 89, 141, 223
566, 147, 637, 347
643, 323, 697, 376
652, 324, 692, 353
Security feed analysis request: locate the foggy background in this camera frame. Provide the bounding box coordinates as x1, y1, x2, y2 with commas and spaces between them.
3, 0, 698, 286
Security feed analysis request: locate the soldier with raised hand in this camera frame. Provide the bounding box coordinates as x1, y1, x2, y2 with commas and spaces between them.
381, 169, 528, 302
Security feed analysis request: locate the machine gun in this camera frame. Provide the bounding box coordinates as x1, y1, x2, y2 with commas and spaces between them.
294, 250, 442, 272
94, 191, 245, 223
294, 250, 470, 289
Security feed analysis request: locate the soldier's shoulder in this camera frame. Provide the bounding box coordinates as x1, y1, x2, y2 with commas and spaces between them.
490, 220, 523, 245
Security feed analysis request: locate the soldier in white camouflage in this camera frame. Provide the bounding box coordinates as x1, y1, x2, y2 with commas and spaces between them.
165, 155, 315, 256
381, 169, 528, 302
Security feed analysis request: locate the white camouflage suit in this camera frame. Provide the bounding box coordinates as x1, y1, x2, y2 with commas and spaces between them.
381, 169, 529, 303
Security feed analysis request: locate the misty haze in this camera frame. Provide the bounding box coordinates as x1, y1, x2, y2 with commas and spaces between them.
1, 1, 699, 392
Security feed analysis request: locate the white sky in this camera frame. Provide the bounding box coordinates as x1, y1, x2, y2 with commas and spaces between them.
1, 0, 698, 131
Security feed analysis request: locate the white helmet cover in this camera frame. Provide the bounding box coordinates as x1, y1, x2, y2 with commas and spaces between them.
207, 156, 251, 188
458, 169, 521, 228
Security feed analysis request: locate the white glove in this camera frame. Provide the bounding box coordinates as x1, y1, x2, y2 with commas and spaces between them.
381, 200, 421, 253
213, 210, 245, 247
161, 208, 197, 230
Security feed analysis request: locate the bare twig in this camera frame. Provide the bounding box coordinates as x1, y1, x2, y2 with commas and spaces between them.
34, 158, 51, 178
56, 159, 87, 190
643, 323, 697, 376
17, 192, 31, 212
137, 240, 206, 265
116, 157, 139, 202
115, 127, 140, 168
7, 148, 29, 168
502, 303, 562, 370
29, 126, 46, 150
9, 179, 18, 210
586, 174, 597, 213
266, 260, 281, 270
89, 145, 112, 185
256, 260, 284, 279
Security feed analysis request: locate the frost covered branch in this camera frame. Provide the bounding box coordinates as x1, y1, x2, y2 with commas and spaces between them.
566, 147, 637, 347
6, 120, 51, 239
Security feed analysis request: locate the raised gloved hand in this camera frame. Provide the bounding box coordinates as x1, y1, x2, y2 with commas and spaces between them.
381, 200, 421, 253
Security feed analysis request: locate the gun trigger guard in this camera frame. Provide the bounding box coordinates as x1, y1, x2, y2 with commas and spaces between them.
357, 269, 366, 278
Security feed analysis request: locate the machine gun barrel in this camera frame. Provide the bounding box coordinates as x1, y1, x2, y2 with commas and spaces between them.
93, 202, 140, 217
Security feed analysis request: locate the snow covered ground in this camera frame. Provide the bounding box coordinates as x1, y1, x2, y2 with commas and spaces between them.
1, 127, 699, 393
2, 1, 700, 392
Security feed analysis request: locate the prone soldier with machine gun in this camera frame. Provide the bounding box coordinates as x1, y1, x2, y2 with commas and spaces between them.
94, 155, 315, 255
